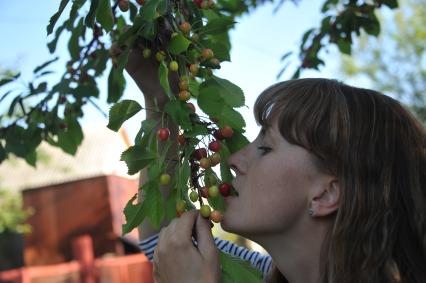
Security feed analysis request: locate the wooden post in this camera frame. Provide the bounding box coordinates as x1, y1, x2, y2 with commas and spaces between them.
72, 235, 97, 283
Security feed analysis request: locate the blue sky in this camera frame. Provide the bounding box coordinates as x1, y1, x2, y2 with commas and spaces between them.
0, 1, 343, 142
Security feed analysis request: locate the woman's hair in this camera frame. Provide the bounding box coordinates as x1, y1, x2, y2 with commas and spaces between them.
253, 78, 426, 283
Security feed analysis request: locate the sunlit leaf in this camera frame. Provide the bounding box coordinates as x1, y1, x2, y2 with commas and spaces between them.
107, 100, 143, 131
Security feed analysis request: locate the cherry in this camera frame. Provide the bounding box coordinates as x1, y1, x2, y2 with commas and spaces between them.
176, 200, 186, 215
157, 128, 170, 141
143, 48, 151, 58
178, 90, 191, 101
189, 64, 199, 75
201, 48, 214, 60
209, 58, 220, 67
189, 191, 198, 202
200, 205, 211, 218
200, 187, 209, 198
155, 51, 165, 62
186, 102, 196, 112
209, 152, 221, 166
199, 157, 211, 169
219, 183, 232, 197
207, 0, 215, 8
213, 129, 224, 140
118, 0, 129, 12
159, 173, 171, 185
169, 61, 179, 72
179, 80, 189, 91
177, 134, 186, 145
208, 185, 219, 198
208, 140, 221, 152
210, 210, 222, 223
59, 123, 68, 130
220, 125, 233, 138
179, 22, 191, 34
136, 0, 145, 4
200, 0, 208, 9
193, 0, 202, 8
194, 148, 207, 160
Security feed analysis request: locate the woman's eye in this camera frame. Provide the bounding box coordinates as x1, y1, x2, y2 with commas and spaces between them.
257, 146, 271, 155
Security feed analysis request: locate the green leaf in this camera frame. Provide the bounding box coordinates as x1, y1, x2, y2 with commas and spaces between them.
200, 17, 235, 35
135, 119, 159, 144
24, 150, 37, 167
219, 142, 233, 183
107, 66, 126, 103
0, 143, 6, 164
188, 79, 200, 97
122, 193, 147, 235
184, 124, 208, 137
226, 130, 249, 153
120, 138, 157, 175
68, 18, 85, 60
337, 37, 351, 55
57, 118, 84, 155
381, 0, 398, 8
96, 0, 114, 32
362, 13, 380, 36
168, 34, 192, 55
220, 251, 263, 283
46, 0, 70, 35
117, 48, 130, 72
200, 76, 245, 108
164, 100, 193, 130
85, 0, 100, 28
165, 188, 178, 221
107, 100, 143, 131
33, 57, 59, 74
47, 20, 68, 53
158, 61, 172, 99
219, 106, 245, 130
94, 49, 109, 76
72, 83, 99, 98
206, 41, 230, 61
0, 78, 14, 88
143, 178, 165, 230
139, 0, 161, 21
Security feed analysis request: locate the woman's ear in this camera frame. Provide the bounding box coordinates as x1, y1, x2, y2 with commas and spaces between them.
310, 180, 340, 217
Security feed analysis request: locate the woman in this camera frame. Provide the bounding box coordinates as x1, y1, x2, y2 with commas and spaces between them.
127, 51, 426, 283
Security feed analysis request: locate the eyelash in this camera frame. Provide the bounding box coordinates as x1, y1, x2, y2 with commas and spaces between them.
257, 146, 271, 155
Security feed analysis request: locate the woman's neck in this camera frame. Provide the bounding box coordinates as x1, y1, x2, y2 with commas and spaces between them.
250, 218, 331, 283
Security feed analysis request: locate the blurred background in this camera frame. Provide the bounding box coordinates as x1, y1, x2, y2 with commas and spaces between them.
0, 0, 424, 282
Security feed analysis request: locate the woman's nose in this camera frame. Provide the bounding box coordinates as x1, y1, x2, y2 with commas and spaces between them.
227, 145, 249, 175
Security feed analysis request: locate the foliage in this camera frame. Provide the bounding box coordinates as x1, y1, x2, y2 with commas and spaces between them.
0, 0, 400, 280
0, 188, 34, 234
340, 0, 425, 123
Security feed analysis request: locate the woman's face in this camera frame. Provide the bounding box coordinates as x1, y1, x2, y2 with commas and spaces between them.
221, 120, 327, 238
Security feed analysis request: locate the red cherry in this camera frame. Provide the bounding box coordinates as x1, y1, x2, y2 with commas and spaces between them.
219, 183, 232, 197
157, 128, 170, 141
186, 102, 196, 112
200, 187, 209, 198
220, 125, 233, 138
208, 140, 221, 152
136, 0, 145, 4
213, 129, 225, 140
177, 134, 185, 145
194, 148, 207, 160
118, 0, 129, 12
192, 0, 202, 7
59, 123, 68, 130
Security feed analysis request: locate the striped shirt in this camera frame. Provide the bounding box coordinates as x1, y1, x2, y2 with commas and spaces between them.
139, 233, 273, 281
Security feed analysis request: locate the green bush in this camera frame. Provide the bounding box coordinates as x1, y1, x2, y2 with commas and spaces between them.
0, 188, 34, 234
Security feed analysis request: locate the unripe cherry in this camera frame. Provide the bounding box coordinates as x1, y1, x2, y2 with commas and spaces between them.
159, 173, 171, 185
143, 48, 151, 58
189, 191, 199, 202
169, 61, 179, 72
178, 90, 191, 101
200, 205, 211, 218
201, 48, 214, 60
179, 80, 189, 90
210, 152, 221, 166
199, 157, 211, 169
208, 185, 219, 198
210, 210, 223, 223
176, 200, 186, 214
179, 22, 191, 34
189, 64, 199, 75
155, 51, 165, 62
157, 127, 170, 141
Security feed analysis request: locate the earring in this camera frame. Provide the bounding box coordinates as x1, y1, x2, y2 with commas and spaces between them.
308, 208, 314, 216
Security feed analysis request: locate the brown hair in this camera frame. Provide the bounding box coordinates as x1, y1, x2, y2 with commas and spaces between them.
253, 78, 426, 283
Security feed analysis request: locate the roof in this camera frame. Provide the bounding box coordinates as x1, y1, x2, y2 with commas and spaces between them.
0, 126, 137, 192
